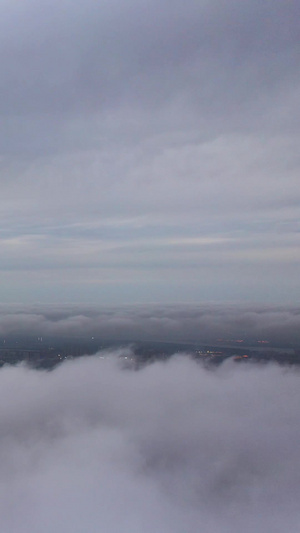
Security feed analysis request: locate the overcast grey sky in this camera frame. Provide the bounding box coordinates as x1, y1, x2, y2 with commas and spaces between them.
1, 0, 299, 304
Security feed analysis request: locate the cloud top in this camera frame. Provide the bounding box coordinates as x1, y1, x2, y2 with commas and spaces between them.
0, 353, 299, 532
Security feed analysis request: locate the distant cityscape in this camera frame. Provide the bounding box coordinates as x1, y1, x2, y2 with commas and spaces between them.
0, 335, 299, 370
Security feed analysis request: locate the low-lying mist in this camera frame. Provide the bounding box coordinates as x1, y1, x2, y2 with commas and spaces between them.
0, 351, 299, 532
0, 303, 300, 345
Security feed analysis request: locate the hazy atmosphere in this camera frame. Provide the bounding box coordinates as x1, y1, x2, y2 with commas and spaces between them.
1, 303, 300, 345
1, 0, 299, 304
1, 3, 300, 532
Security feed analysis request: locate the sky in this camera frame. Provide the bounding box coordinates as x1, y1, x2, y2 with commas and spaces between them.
1, 0, 300, 304
1, 5, 300, 528
1, 353, 300, 533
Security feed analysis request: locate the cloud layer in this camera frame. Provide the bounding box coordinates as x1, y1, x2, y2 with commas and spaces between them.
0, 354, 299, 532
0, 0, 299, 303
0, 303, 300, 346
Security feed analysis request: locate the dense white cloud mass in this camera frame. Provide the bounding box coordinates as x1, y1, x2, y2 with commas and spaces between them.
0, 354, 299, 532
0, 0, 299, 303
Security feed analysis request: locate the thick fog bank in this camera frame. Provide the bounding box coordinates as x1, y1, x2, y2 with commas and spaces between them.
0, 353, 299, 532
1, 303, 300, 345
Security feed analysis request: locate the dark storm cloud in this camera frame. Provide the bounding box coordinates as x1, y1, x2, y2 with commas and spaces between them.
0, 304, 300, 345
0, 355, 299, 532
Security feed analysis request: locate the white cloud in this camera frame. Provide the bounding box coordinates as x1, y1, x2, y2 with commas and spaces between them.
0, 354, 299, 532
